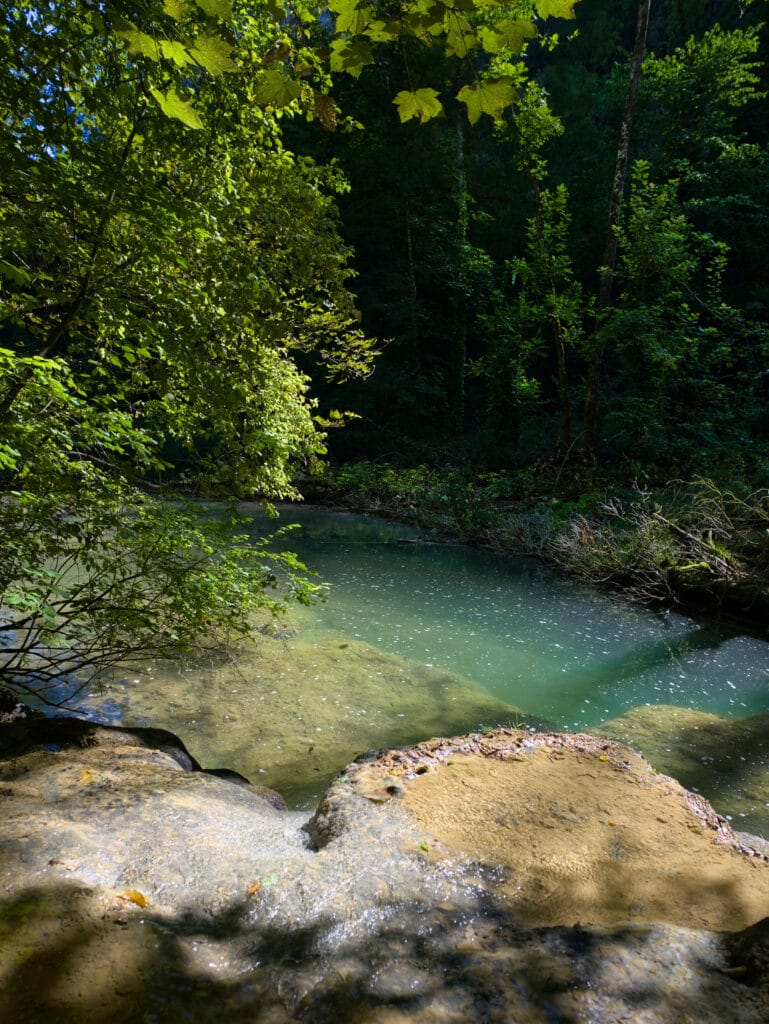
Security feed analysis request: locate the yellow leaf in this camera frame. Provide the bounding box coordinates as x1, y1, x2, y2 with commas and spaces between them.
598, 755, 610, 762
394, 88, 443, 124
119, 889, 150, 907
80, 768, 94, 783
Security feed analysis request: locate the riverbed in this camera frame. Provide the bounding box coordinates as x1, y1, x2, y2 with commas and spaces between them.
64, 504, 769, 832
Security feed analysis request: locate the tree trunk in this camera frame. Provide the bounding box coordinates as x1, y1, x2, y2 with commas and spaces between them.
403, 198, 421, 372
582, 0, 652, 458
556, 327, 571, 451
447, 106, 468, 437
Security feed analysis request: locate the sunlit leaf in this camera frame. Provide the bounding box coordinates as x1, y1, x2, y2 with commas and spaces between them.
366, 19, 398, 43
479, 18, 536, 54
0, 259, 31, 285
329, 38, 374, 78
253, 69, 302, 107
394, 87, 443, 124
535, 0, 578, 18
149, 87, 205, 128
160, 39, 192, 67
163, 0, 191, 20
116, 27, 160, 61
190, 32, 235, 75
194, 0, 233, 19
457, 78, 517, 123
336, 0, 371, 36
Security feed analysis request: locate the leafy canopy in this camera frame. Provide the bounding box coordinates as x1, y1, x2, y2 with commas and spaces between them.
0, 1, 377, 699
325, 0, 579, 124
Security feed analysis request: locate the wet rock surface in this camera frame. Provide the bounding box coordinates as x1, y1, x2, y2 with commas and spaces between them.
1, 718, 769, 1022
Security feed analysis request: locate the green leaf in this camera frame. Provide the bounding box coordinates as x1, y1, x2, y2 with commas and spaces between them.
535, 0, 577, 18
253, 69, 302, 107
329, 39, 374, 78
479, 18, 536, 55
444, 13, 478, 59
160, 39, 193, 67
0, 259, 31, 285
394, 88, 443, 124
366, 19, 398, 43
335, 0, 371, 36
116, 27, 161, 61
149, 87, 205, 128
194, 0, 233, 19
457, 78, 516, 124
190, 32, 236, 75
163, 0, 191, 20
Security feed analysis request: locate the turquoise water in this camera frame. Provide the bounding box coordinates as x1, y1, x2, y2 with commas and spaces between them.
261, 505, 769, 731
63, 503, 769, 828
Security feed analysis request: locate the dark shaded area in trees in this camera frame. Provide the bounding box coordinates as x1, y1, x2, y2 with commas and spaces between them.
296, 0, 769, 477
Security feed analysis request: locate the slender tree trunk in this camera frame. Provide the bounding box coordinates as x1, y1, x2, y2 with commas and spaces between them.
582, 0, 651, 458
448, 106, 468, 437
555, 327, 571, 450
403, 198, 421, 372
532, 181, 573, 453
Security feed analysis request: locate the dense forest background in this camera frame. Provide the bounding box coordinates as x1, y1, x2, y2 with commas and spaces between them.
298, 0, 768, 480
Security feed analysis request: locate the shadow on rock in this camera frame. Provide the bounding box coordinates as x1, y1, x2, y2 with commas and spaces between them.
3, 881, 769, 1024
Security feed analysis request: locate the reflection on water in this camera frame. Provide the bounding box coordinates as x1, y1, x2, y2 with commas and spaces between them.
65, 505, 769, 830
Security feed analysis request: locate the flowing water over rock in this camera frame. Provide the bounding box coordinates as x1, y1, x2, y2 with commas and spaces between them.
2, 721, 769, 1023
50, 505, 769, 832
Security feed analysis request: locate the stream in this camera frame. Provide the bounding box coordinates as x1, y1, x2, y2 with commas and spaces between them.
66, 504, 769, 833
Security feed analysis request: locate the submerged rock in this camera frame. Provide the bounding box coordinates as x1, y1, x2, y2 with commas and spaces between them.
600, 704, 769, 833
1, 718, 769, 1022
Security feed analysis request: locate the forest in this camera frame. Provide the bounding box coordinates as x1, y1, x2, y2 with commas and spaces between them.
1, 0, 768, 699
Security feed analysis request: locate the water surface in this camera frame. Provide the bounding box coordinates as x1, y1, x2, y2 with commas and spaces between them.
71, 504, 769, 830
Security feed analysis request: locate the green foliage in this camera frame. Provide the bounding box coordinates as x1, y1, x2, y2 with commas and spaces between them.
599, 161, 767, 461
458, 79, 519, 125
0, 490, 322, 702
325, 0, 579, 123
472, 182, 588, 449
641, 25, 765, 174
552, 479, 769, 609
394, 88, 444, 124
0, 2, 380, 698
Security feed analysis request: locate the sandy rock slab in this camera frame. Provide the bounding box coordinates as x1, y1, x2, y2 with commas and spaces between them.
326, 727, 769, 930
3, 718, 769, 1023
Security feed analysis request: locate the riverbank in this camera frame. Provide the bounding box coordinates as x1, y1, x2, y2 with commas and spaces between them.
2, 711, 769, 1022
300, 463, 769, 628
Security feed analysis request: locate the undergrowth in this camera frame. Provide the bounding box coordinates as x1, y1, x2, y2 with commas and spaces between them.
302, 463, 769, 619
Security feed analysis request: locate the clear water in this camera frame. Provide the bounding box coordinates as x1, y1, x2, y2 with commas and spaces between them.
64, 503, 769, 832
275, 507, 769, 730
